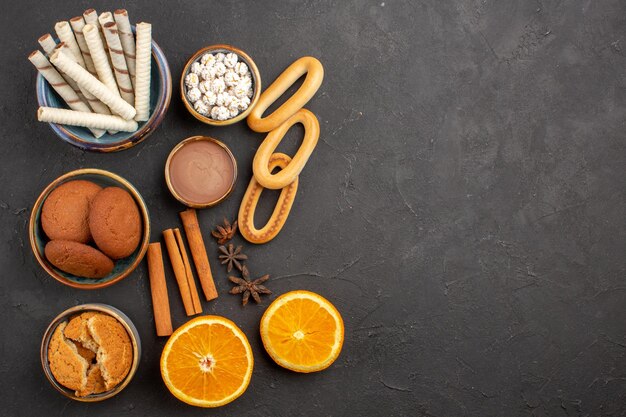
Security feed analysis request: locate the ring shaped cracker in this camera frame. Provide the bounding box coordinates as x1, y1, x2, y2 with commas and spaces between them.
239, 153, 298, 244
247, 56, 323, 133
253, 109, 319, 190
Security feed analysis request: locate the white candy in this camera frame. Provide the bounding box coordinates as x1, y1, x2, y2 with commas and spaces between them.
224, 53, 238, 68
210, 105, 230, 120
247, 86, 254, 98
229, 107, 239, 118
215, 52, 225, 62
190, 62, 202, 74
187, 87, 201, 102
238, 96, 250, 110
233, 82, 249, 98
214, 62, 226, 77
216, 92, 227, 106
228, 96, 240, 110
200, 66, 212, 81
198, 80, 211, 94
234, 62, 248, 76
185, 73, 199, 89
200, 53, 215, 66
224, 71, 240, 87
211, 78, 226, 93
203, 91, 217, 106
194, 99, 210, 115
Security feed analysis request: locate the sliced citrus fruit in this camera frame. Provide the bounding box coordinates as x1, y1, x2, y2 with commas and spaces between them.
160, 315, 253, 408
260, 290, 344, 373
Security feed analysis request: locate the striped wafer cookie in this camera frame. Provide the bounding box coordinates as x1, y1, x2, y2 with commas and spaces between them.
38, 34, 85, 105
113, 9, 136, 87
50, 48, 136, 120
69, 16, 98, 77
29, 50, 105, 138
103, 21, 134, 105
134, 22, 152, 122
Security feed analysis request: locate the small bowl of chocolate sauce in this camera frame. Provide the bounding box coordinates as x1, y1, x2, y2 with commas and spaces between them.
165, 136, 237, 208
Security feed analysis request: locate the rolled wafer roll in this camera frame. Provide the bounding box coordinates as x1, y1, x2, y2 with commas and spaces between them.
29, 51, 105, 138
38, 107, 138, 131
53, 43, 113, 118
83, 24, 119, 97
38, 34, 85, 104
134, 22, 152, 122
50, 49, 136, 120
38, 33, 57, 55
69, 17, 97, 76
84, 8, 113, 68
103, 22, 134, 105
54, 21, 85, 67
98, 11, 114, 27
114, 9, 136, 86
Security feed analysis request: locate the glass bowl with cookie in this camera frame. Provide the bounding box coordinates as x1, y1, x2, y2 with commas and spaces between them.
181, 45, 261, 126
29, 168, 150, 289
41, 303, 141, 401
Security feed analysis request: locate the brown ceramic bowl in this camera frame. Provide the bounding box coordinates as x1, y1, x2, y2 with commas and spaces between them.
29, 169, 150, 289
180, 44, 261, 126
40, 303, 141, 402
164, 136, 238, 208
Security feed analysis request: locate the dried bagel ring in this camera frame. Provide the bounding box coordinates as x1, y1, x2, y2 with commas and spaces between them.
239, 153, 299, 244
253, 109, 319, 190
247, 56, 323, 132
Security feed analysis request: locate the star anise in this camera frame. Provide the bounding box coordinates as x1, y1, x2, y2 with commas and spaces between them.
229, 265, 271, 306
211, 218, 238, 244
218, 244, 248, 272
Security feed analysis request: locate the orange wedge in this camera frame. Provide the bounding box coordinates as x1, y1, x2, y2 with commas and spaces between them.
260, 290, 344, 373
160, 315, 253, 407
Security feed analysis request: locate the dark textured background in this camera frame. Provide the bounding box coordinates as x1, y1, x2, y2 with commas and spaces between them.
1, 1, 625, 416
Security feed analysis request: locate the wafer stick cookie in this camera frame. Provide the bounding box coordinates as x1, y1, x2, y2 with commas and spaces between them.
83, 24, 119, 97
69, 17, 97, 76
53, 43, 112, 118
38, 34, 85, 103
103, 22, 134, 105
83, 9, 110, 65
37, 107, 138, 131
134, 22, 151, 122
29, 51, 105, 138
114, 10, 136, 87
54, 21, 85, 67
50, 49, 136, 120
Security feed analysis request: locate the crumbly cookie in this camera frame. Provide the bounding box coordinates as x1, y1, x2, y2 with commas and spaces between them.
89, 187, 142, 259
48, 322, 89, 392
87, 314, 133, 390
76, 364, 107, 397
45, 240, 114, 278
41, 180, 102, 243
64, 312, 99, 353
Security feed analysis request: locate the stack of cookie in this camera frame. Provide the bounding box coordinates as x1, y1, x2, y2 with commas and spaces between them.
42, 180, 141, 278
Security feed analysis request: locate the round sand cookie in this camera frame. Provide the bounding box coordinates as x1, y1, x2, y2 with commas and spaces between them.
89, 187, 141, 259
87, 314, 133, 390
48, 322, 89, 392
41, 180, 102, 243
45, 240, 114, 278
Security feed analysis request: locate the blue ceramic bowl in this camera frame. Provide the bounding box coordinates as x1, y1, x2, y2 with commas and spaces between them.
36, 30, 172, 152
41, 303, 141, 401
29, 169, 150, 289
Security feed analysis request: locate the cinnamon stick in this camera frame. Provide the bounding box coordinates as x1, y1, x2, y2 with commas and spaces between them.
163, 229, 195, 316
146, 243, 172, 336
174, 228, 202, 314
180, 209, 218, 301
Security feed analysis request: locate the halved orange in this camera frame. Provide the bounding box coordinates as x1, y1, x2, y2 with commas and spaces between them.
160, 315, 253, 407
260, 290, 344, 373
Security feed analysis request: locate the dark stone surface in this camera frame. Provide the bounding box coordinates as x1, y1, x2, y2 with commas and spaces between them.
1, 1, 624, 416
